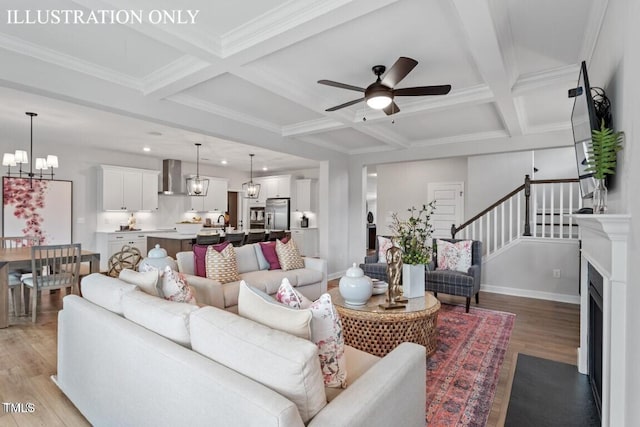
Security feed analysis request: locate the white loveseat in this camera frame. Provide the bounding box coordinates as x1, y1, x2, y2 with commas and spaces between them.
175, 242, 327, 312
56, 274, 427, 426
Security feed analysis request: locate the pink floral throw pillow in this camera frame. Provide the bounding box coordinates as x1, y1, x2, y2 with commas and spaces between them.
377, 236, 394, 263
275, 280, 347, 388
436, 239, 473, 273
310, 294, 347, 388
161, 266, 197, 305
276, 278, 312, 309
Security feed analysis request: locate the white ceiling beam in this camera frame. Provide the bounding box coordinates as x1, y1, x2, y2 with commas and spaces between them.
512, 64, 581, 95
451, 0, 523, 136
282, 118, 346, 137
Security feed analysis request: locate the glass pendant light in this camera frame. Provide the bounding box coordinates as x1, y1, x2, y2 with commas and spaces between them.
186, 143, 209, 196
242, 153, 261, 199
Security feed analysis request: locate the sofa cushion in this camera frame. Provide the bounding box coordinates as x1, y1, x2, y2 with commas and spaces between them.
119, 268, 161, 297
237, 281, 312, 339
190, 306, 326, 423
161, 267, 197, 305
175, 251, 195, 275
258, 241, 280, 270
253, 243, 270, 270
276, 239, 305, 271
81, 273, 137, 315
436, 239, 472, 273
274, 281, 347, 388
294, 268, 324, 287
427, 269, 474, 286
234, 244, 260, 274
205, 244, 239, 284
121, 290, 199, 347
377, 236, 394, 263
325, 345, 380, 402
194, 242, 230, 277
239, 270, 298, 295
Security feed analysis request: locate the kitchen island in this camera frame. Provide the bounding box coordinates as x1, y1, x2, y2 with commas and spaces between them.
146, 229, 289, 258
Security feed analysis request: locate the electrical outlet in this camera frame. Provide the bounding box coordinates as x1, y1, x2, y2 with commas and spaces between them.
553, 269, 561, 279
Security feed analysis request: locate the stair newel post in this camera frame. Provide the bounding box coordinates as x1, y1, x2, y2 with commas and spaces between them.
523, 174, 532, 236
451, 224, 457, 239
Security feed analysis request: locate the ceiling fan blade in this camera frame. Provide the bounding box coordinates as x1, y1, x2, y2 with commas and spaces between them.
317, 80, 365, 92
393, 85, 452, 96
381, 57, 418, 88
325, 98, 365, 111
383, 101, 400, 116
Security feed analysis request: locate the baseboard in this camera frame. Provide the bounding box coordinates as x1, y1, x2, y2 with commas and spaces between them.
481, 284, 580, 304
328, 271, 345, 281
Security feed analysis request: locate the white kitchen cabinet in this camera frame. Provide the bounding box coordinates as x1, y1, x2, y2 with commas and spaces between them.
96, 232, 149, 271
295, 179, 316, 212
189, 176, 228, 212
291, 228, 318, 257
99, 165, 159, 211
261, 175, 292, 199
141, 171, 159, 211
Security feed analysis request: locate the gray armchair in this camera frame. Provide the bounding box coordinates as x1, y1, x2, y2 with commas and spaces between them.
426, 238, 482, 313
359, 235, 392, 281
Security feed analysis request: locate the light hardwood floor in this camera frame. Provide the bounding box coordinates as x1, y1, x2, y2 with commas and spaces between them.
0, 286, 579, 426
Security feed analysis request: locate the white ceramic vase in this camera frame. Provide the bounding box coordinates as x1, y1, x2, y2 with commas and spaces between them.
339, 263, 373, 306
402, 263, 425, 299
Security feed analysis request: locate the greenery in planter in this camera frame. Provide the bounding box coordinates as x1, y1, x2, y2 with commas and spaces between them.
389, 202, 436, 265
586, 119, 624, 179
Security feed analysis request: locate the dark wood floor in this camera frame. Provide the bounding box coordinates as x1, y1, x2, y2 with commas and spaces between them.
0, 285, 579, 426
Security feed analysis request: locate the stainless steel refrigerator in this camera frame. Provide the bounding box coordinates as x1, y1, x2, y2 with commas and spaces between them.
265, 198, 290, 230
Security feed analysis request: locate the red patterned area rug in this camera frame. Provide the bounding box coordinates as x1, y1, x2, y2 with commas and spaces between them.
427, 304, 515, 426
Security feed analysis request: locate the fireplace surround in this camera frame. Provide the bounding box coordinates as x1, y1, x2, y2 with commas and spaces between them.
573, 214, 630, 427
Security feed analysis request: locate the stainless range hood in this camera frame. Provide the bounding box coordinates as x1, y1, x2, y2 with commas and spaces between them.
160, 159, 185, 195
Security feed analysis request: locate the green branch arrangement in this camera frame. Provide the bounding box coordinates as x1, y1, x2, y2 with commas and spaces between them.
389, 202, 436, 265
586, 119, 624, 180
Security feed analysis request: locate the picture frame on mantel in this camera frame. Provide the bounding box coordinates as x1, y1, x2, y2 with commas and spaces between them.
2, 177, 73, 244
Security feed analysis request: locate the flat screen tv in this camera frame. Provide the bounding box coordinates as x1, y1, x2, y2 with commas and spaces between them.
570, 61, 599, 198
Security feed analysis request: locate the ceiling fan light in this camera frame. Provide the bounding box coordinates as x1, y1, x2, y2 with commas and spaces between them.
366, 95, 392, 109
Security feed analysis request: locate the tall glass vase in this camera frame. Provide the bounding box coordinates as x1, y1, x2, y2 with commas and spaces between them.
592, 178, 608, 214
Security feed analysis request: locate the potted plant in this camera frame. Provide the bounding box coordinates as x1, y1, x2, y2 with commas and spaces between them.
586, 120, 624, 213
389, 202, 436, 298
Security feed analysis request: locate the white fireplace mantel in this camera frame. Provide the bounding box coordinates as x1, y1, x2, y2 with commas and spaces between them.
573, 214, 631, 427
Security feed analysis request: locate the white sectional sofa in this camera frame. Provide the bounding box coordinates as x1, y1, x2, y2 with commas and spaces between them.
56, 274, 427, 426
175, 242, 327, 312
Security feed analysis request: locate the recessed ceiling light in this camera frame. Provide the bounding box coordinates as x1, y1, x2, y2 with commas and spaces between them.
262, 166, 268, 171
148, 131, 162, 136
143, 147, 151, 152
221, 160, 228, 165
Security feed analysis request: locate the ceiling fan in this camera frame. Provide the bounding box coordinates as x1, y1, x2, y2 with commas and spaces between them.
318, 57, 451, 116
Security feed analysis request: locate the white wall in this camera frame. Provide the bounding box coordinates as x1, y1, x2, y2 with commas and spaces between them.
482, 239, 580, 304
376, 157, 468, 235
590, 0, 640, 423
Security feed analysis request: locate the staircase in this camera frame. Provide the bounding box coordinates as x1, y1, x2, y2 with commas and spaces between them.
451, 175, 582, 258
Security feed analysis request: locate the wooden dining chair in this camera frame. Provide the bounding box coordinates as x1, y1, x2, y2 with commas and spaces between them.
22, 243, 81, 323
1, 236, 40, 316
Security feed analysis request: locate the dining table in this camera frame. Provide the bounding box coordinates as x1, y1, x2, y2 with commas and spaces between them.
0, 247, 100, 328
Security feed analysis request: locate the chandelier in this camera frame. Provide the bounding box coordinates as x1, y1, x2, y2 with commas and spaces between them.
2, 112, 59, 180
242, 154, 261, 199
186, 142, 209, 196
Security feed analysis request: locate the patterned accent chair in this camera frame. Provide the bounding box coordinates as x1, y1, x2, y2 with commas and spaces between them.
359, 235, 392, 281
426, 238, 482, 313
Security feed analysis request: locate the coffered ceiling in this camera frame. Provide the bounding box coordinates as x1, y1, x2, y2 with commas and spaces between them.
0, 0, 607, 171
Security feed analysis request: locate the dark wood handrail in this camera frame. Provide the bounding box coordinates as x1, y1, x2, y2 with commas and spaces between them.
451, 176, 581, 238
530, 178, 580, 184
451, 184, 525, 236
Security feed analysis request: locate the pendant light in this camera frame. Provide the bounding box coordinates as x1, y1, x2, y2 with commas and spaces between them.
186, 143, 209, 196
242, 153, 261, 199
2, 112, 59, 180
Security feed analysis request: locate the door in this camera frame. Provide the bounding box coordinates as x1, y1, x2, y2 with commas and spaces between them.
428, 182, 464, 239
227, 191, 238, 228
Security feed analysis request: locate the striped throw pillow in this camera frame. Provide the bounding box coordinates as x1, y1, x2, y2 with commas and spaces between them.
205, 243, 240, 284
276, 238, 305, 271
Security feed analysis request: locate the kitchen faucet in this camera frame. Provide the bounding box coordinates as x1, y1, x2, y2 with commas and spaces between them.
217, 214, 225, 224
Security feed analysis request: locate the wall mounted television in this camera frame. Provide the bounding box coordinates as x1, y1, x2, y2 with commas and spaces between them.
570, 60, 599, 198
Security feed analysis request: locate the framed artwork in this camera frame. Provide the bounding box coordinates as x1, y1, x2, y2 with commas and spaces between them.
2, 177, 73, 244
